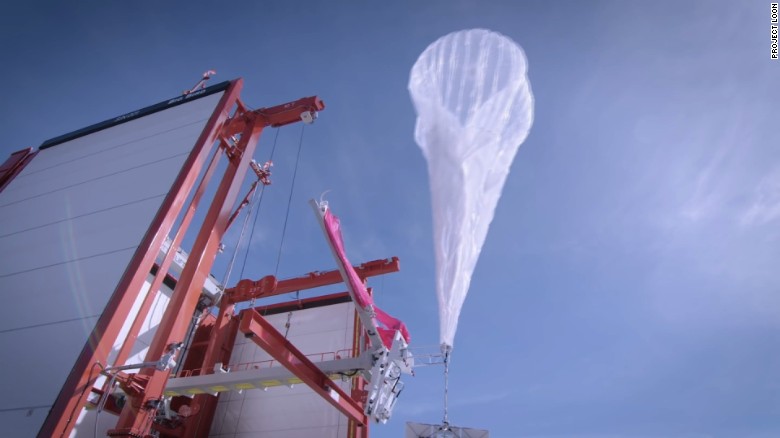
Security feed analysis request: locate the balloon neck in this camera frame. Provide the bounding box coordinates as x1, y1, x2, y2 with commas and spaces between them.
441, 343, 452, 363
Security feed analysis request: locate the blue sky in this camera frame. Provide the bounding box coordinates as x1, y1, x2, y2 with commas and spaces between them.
2, 1, 779, 437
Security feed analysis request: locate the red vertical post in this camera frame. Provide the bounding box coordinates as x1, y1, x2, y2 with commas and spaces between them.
37, 79, 243, 438
180, 298, 236, 438
109, 115, 265, 437
111, 143, 225, 370
349, 304, 369, 438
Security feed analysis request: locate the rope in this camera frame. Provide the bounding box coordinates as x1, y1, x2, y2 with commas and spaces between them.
173, 310, 203, 377
231, 128, 281, 309
201, 129, 284, 436
274, 124, 306, 336
239, 128, 281, 284
284, 311, 293, 338
274, 124, 306, 278
443, 346, 452, 426
219, 130, 271, 304
443, 358, 449, 425
221, 184, 263, 292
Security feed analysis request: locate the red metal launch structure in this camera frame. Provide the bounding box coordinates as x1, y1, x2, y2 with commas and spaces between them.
0, 77, 411, 437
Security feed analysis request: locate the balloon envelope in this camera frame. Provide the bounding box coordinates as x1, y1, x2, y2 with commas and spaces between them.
408, 29, 534, 347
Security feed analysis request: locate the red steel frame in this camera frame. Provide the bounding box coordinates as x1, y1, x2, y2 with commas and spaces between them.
229, 257, 400, 302
181, 260, 400, 437
39, 79, 244, 438
239, 309, 368, 426
194, 258, 400, 384
112, 141, 226, 374
250, 291, 351, 314
349, 291, 369, 438
0, 147, 38, 193
38, 79, 328, 438
108, 94, 325, 437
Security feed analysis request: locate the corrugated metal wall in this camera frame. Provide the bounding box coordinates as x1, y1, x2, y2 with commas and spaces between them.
210, 302, 357, 438
0, 91, 224, 436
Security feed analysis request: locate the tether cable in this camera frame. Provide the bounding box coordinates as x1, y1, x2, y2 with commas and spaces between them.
274, 124, 306, 336
238, 127, 282, 284
274, 124, 306, 279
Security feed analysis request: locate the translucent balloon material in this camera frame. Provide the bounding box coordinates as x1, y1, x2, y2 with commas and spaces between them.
408, 29, 534, 348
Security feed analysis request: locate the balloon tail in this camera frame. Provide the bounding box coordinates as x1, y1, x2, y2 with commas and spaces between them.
442, 343, 452, 426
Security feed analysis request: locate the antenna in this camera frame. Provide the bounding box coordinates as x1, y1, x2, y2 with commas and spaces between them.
183, 70, 217, 95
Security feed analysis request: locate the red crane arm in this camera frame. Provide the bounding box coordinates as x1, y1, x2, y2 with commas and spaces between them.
225, 257, 400, 304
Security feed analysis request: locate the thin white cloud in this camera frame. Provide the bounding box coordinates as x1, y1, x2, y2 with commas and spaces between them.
677, 111, 740, 224
741, 167, 780, 226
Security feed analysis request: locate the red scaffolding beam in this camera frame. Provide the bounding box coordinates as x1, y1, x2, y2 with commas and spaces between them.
107, 95, 325, 438
181, 258, 399, 437
239, 308, 368, 427
38, 79, 245, 438
226, 257, 400, 303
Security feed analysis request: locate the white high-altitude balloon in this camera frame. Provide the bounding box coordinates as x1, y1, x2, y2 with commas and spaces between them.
409, 29, 534, 349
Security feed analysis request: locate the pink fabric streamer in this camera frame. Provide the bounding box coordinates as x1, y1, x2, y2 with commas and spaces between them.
323, 210, 374, 308
375, 306, 412, 346
323, 209, 411, 346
